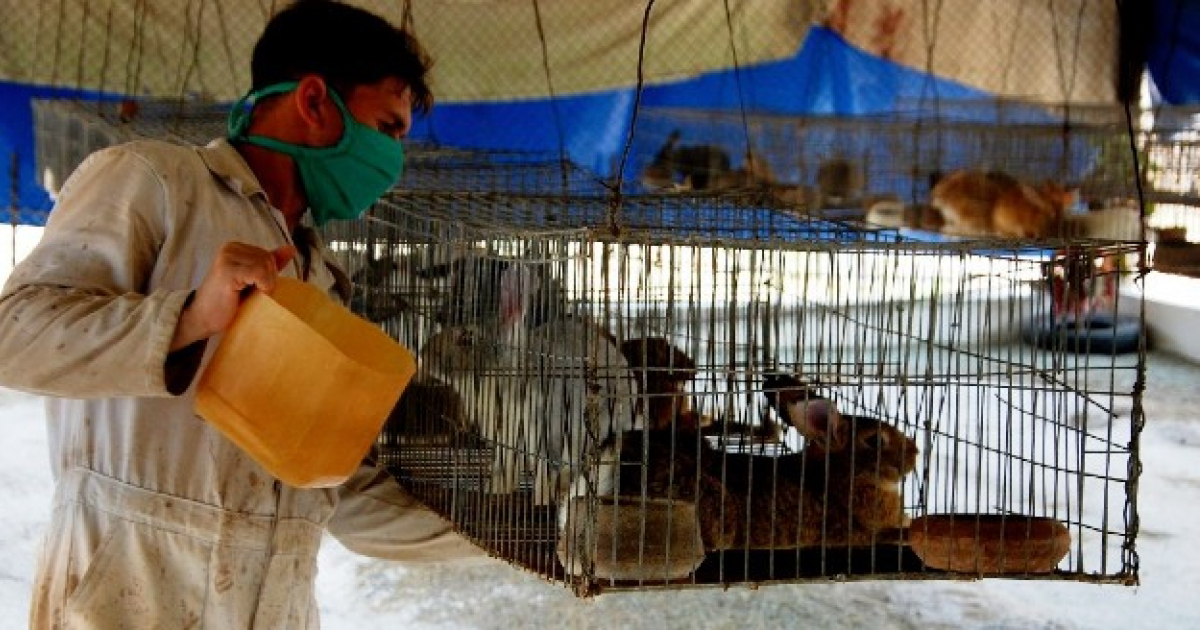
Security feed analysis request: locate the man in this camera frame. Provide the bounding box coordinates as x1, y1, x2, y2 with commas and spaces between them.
0, 1, 485, 626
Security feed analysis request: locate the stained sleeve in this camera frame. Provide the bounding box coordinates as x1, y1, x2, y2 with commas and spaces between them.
0, 146, 195, 398
326, 456, 496, 565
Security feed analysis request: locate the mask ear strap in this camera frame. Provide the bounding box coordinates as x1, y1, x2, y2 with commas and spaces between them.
227, 81, 302, 139
227, 80, 357, 156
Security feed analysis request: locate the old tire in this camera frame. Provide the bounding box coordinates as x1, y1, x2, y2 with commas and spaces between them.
1022, 312, 1144, 355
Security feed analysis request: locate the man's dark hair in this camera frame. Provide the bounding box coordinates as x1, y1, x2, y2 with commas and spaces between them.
251, 0, 433, 113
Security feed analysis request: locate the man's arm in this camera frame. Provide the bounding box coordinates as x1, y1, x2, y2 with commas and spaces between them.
327, 455, 494, 564
0, 147, 192, 398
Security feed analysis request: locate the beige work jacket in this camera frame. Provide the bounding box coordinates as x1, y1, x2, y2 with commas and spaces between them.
0, 138, 484, 628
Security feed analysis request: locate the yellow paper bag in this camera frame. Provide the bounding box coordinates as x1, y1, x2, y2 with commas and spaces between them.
195, 277, 416, 487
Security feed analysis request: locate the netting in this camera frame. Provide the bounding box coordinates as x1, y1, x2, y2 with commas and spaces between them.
0, 1, 1122, 104
332, 176, 1143, 592
0, 0, 812, 102
12, 0, 1168, 596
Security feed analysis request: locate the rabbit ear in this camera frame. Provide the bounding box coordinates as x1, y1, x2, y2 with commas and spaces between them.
498, 263, 540, 336
789, 397, 846, 451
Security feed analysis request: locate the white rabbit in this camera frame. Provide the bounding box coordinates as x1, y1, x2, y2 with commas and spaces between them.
416, 252, 570, 329
418, 260, 635, 506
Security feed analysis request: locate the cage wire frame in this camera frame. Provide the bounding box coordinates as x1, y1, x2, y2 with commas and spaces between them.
340, 176, 1143, 594
627, 102, 1156, 218
28, 73, 1149, 601
21, 0, 1157, 597
25, 105, 1148, 592
332, 0, 1147, 587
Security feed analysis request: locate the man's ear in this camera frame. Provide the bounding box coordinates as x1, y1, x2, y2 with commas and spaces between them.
292, 75, 337, 130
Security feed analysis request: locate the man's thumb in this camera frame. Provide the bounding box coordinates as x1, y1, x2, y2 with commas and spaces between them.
273, 245, 299, 270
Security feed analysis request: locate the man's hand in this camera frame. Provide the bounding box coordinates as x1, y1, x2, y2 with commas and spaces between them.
170, 242, 297, 351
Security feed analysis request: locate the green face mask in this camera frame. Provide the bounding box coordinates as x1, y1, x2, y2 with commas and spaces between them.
227, 80, 405, 226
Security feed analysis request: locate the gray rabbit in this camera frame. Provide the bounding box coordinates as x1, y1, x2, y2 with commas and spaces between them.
417, 254, 570, 329
418, 257, 635, 506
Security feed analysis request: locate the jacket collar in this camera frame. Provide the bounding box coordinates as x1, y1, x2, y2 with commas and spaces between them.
195, 138, 268, 201
193, 139, 351, 302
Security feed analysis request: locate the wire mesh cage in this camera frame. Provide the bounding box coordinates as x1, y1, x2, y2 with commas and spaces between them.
31, 98, 230, 197
27, 79, 1147, 597
317, 135, 1145, 595
626, 103, 1158, 237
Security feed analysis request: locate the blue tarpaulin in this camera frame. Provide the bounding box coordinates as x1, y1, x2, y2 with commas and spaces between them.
1146, 0, 1200, 105
4, 15, 1200, 225
411, 27, 990, 176
0, 83, 121, 225
0, 27, 993, 224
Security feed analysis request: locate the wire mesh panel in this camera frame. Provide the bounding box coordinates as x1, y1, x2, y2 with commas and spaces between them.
32, 98, 231, 197
27, 85, 1146, 597
329, 143, 1144, 594
629, 104, 1151, 222
624, 101, 1200, 251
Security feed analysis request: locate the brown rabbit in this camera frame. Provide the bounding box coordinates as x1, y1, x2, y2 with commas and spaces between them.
815, 157, 865, 207
619, 337, 710, 431
641, 131, 681, 190
717, 412, 917, 549
710, 150, 777, 191
610, 378, 917, 551
720, 374, 917, 548
931, 169, 1074, 238
641, 129, 733, 191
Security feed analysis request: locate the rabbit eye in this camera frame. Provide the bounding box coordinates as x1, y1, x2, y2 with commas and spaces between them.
861, 431, 887, 450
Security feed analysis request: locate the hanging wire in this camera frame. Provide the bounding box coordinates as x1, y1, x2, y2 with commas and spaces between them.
400, 0, 415, 32
97, 3, 117, 96
915, 0, 946, 113
912, 0, 946, 201
1046, 0, 1090, 179
1000, 2, 1026, 97
73, 0, 93, 96
48, 0, 68, 89
607, 0, 658, 235
27, 2, 48, 87
213, 0, 242, 101
173, 0, 209, 101
1047, 0, 1087, 104
124, 0, 149, 98
1116, 0, 1149, 585
529, 0, 572, 193
720, 0, 754, 166
398, 0, 442, 145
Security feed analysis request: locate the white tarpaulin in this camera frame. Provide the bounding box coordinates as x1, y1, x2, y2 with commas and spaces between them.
823, 0, 1119, 104
0, 0, 814, 102
0, 0, 1121, 105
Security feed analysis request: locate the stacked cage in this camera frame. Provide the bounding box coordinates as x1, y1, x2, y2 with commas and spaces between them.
27, 95, 1147, 594
32, 98, 229, 197
1137, 106, 1200, 277
324, 108, 1145, 594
